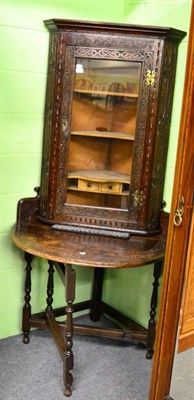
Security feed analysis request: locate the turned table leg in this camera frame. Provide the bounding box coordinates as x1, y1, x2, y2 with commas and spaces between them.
146, 260, 163, 359
64, 264, 75, 397
22, 252, 33, 344
46, 260, 55, 312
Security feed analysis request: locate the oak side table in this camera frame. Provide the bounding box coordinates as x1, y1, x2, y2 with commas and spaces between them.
11, 213, 168, 397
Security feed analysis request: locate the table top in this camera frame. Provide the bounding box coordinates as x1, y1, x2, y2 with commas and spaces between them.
11, 216, 168, 268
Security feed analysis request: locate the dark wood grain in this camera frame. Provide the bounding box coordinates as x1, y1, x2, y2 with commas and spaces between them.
35, 19, 186, 237
11, 213, 168, 268
11, 215, 168, 397
10, 18, 186, 398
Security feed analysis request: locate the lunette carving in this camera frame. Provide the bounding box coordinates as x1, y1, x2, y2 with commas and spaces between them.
75, 47, 145, 61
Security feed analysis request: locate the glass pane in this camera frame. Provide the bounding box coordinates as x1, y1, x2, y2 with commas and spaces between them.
66, 58, 141, 209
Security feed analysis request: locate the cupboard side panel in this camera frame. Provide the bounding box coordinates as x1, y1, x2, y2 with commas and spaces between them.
39, 33, 57, 219
148, 41, 179, 229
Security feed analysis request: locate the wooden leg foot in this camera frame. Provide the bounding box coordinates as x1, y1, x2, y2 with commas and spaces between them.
23, 334, 30, 344
146, 349, 154, 359
64, 372, 73, 397
64, 388, 71, 397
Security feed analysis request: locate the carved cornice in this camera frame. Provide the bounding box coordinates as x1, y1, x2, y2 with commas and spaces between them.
65, 32, 156, 51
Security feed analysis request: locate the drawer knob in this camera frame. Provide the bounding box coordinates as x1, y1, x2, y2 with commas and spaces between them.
108, 184, 112, 190
87, 183, 91, 188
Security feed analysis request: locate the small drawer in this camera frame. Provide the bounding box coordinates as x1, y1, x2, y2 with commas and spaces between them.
100, 182, 121, 193
78, 179, 99, 192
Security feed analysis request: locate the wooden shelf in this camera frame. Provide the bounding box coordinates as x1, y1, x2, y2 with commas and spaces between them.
71, 130, 135, 140
68, 169, 130, 183
74, 89, 138, 98
67, 170, 130, 195
67, 185, 129, 196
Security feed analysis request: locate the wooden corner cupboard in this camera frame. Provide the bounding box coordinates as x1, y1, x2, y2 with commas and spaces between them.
31, 19, 185, 238
11, 19, 186, 397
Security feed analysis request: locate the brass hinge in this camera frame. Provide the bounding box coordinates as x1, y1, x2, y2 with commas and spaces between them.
146, 69, 156, 86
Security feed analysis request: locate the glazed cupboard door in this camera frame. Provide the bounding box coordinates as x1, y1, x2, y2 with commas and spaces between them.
38, 20, 185, 237
58, 45, 157, 236
67, 57, 141, 210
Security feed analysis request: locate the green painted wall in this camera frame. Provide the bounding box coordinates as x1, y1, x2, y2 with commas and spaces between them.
0, 0, 191, 339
